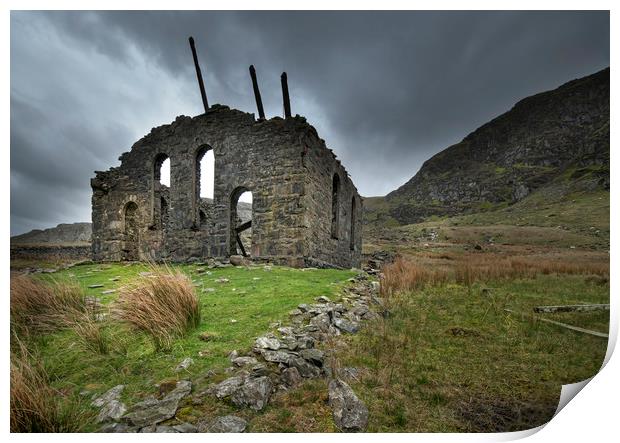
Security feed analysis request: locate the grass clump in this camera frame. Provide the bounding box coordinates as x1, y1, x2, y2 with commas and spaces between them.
112, 265, 200, 350
10, 274, 86, 335
10, 337, 84, 432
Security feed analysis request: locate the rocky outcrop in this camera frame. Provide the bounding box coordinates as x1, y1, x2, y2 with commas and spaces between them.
365, 68, 610, 226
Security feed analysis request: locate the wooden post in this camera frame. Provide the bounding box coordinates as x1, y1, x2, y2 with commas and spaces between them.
281, 72, 291, 118
249, 65, 265, 120
188, 36, 209, 113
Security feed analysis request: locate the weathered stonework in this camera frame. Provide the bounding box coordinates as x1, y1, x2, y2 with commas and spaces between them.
91, 105, 362, 268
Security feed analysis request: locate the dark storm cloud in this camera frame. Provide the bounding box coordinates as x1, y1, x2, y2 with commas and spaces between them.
10, 10, 609, 235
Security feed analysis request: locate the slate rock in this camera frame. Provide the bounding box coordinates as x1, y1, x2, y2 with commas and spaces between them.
175, 357, 193, 372
254, 336, 281, 350
208, 376, 245, 398
91, 385, 125, 408
97, 399, 127, 423
98, 422, 139, 433
173, 422, 198, 433
198, 415, 248, 433
289, 357, 322, 378
230, 376, 272, 411
328, 379, 369, 432
299, 348, 325, 367
123, 380, 191, 427
333, 318, 360, 334
260, 349, 295, 364
281, 367, 302, 387
232, 356, 259, 367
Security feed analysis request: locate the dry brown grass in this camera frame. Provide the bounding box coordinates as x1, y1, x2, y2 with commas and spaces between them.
112, 265, 201, 350
381, 254, 609, 297
10, 274, 87, 335
10, 337, 83, 432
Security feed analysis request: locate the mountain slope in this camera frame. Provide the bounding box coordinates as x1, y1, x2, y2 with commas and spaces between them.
11, 222, 92, 245
365, 68, 609, 226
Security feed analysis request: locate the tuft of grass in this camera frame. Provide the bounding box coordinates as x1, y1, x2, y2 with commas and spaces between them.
10, 337, 84, 432
70, 313, 111, 355
112, 265, 201, 350
10, 274, 86, 335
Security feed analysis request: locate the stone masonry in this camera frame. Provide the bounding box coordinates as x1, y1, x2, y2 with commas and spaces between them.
91, 105, 362, 268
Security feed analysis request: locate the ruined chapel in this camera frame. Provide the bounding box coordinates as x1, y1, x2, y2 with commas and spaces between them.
91, 38, 362, 268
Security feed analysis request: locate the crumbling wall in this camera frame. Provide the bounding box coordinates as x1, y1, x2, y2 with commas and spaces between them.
301, 126, 362, 268
91, 105, 361, 268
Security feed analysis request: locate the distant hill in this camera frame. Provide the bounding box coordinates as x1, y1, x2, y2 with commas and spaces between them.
11, 201, 253, 246
11, 222, 92, 245
364, 68, 610, 227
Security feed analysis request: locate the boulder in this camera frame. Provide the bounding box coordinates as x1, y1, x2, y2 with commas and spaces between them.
328, 379, 368, 432
230, 376, 273, 411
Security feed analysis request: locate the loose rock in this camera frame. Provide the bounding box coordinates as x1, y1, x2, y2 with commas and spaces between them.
328, 379, 369, 432
230, 376, 272, 411
198, 415, 247, 433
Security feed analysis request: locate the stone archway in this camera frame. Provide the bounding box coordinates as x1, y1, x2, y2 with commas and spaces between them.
229, 187, 253, 257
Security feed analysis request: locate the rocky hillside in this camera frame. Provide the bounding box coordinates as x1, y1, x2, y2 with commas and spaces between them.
11, 222, 92, 245
365, 68, 609, 226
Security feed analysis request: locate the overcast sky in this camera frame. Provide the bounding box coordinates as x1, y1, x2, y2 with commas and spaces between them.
10, 11, 609, 236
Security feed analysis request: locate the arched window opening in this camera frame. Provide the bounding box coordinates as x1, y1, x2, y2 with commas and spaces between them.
123, 202, 139, 261
197, 146, 215, 199
153, 153, 170, 228
350, 196, 356, 251
331, 174, 340, 239
199, 209, 207, 227
155, 155, 170, 187
230, 188, 253, 257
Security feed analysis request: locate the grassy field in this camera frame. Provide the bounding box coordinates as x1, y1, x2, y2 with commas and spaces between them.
246, 271, 609, 432
10, 183, 610, 432
11, 263, 356, 431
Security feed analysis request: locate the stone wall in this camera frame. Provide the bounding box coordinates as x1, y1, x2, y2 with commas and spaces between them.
91, 105, 361, 268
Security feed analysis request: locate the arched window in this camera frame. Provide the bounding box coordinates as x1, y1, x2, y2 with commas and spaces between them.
196, 145, 214, 226
154, 154, 170, 186
230, 187, 253, 256
153, 153, 170, 228
331, 174, 340, 239
350, 196, 356, 251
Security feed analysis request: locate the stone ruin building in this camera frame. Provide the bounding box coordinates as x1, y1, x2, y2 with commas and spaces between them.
90, 37, 362, 268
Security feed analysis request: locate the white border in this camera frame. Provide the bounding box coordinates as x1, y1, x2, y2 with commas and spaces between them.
2, 2, 615, 442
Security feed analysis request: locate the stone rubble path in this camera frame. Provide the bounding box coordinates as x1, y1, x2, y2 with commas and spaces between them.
94, 269, 383, 433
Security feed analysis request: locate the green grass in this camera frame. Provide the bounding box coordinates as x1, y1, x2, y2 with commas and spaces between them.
333, 274, 608, 432
27, 263, 356, 431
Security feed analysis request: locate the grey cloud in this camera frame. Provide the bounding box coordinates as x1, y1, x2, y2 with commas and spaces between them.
10, 11, 609, 235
